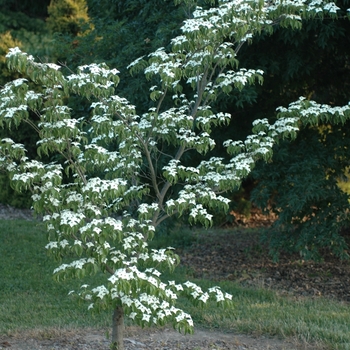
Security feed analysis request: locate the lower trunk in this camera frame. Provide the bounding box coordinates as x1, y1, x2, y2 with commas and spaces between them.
111, 305, 124, 350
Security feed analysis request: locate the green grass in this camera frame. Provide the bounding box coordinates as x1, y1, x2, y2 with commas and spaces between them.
0, 220, 111, 333
1, 220, 350, 349
184, 281, 350, 349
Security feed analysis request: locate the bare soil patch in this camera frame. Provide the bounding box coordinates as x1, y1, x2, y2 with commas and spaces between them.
181, 227, 350, 302
0, 326, 323, 350
0, 204, 35, 221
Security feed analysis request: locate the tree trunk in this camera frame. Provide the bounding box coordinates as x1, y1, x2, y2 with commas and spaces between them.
111, 305, 124, 350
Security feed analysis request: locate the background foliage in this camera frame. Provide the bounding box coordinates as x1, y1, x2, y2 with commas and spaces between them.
0, 0, 52, 207
246, 0, 350, 260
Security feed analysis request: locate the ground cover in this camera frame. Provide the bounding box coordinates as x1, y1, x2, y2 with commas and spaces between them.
0, 209, 350, 349
180, 228, 350, 302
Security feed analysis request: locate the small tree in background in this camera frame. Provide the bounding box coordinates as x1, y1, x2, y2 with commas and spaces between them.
0, 0, 349, 349
47, 0, 90, 36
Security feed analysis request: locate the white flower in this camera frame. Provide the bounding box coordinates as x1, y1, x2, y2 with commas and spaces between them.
59, 240, 69, 248
129, 312, 137, 320
191, 291, 200, 299
46, 63, 61, 71
108, 275, 118, 284
121, 295, 133, 307
92, 285, 109, 299
45, 241, 58, 249
199, 293, 209, 303
6, 47, 22, 57
225, 293, 233, 300
174, 284, 183, 291
142, 314, 151, 322
165, 289, 177, 300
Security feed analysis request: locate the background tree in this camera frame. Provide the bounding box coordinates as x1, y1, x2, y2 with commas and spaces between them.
247, 0, 350, 260
0, 0, 52, 60
252, 125, 350, 261
49, 0, 192, 112
47, 0, 89, 35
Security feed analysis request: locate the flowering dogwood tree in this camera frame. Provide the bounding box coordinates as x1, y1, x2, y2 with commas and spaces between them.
1, 0, 350, 349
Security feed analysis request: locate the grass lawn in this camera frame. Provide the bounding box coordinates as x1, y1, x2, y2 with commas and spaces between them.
1, 219, 350, 349
0, 220, 111, 332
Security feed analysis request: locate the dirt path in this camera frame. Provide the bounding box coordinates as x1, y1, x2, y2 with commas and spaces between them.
0, 326, 323, 350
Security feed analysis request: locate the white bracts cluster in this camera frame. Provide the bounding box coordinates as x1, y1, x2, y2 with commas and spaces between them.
39, 118, 78, 130
215, 69, 264, 89
138, 203, 159, 216
189, 204, 213, 222
277, 97, 350, 121
82, 178, 126, 194
5, 47, 24, 57
67, 64, 118, 90
0, 105, 27, 119
59, 210, 85, 227
163, 159, 201, 183
82, 217, 123, 233
183, 281, 232, 303
85, 267, 232, 328
53, 257, 95, 274
78, 63, 119, 77
11, 172, 35, 184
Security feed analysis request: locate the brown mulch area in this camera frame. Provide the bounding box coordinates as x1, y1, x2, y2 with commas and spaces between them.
180, 208, 350, 303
